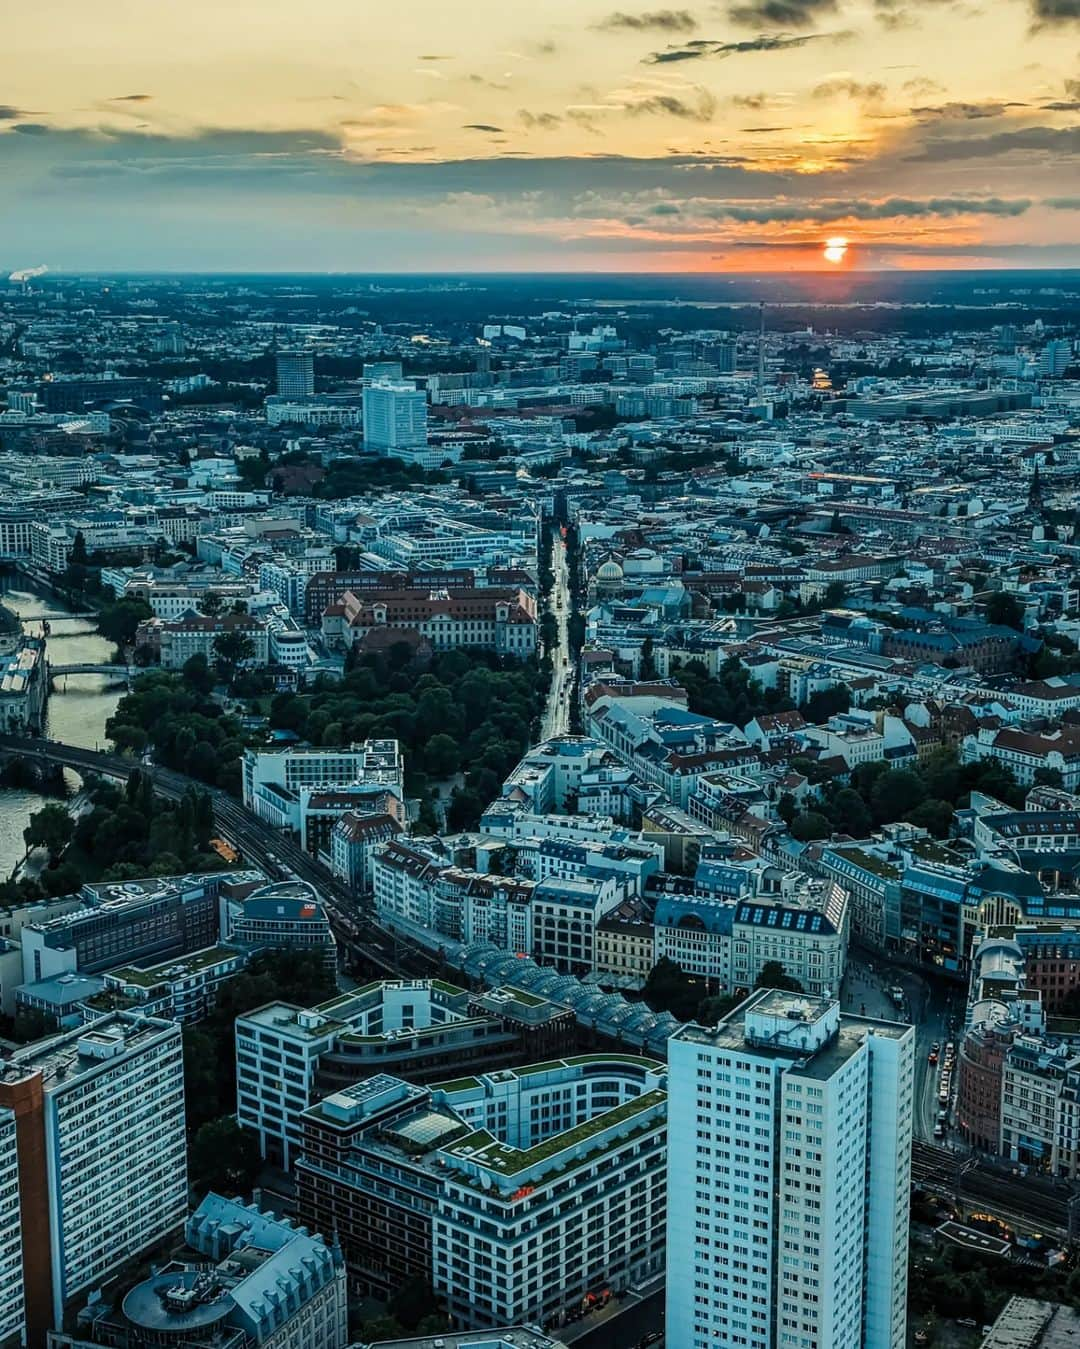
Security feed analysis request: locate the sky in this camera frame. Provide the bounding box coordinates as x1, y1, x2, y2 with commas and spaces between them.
2, 0, 1079, 272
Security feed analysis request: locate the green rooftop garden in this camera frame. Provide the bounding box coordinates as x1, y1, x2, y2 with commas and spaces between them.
830, 846, 901, 881
443, 1088, 667, 1178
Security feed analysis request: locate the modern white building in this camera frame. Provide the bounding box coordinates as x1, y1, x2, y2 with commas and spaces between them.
0, 1014, 188, 1334
296, 1056, 667, 1330
0, 1106, 25, 1349
666, 989, 914, 1349
362, 380, 429, 459
243, 740, 404, 813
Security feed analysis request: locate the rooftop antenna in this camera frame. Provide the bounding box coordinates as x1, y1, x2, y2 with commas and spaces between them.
757, 301, 766, 400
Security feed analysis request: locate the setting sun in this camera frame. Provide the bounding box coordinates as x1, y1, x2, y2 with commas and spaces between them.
823, 237, 849, 265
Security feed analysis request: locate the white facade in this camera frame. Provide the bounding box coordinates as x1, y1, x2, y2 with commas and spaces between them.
8, 1014, 187, 1329
362, 380, 428, 455
666, 990, 914, 1349
243, 740, 404, 808
0, 1107, 25, 1349
428, 1058, 667, 1329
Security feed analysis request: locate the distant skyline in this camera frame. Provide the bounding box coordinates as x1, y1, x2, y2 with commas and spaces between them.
4, 0, 1079, 272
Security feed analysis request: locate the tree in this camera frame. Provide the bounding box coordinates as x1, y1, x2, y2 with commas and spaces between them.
182, 653, 214, 695
423, 733, 460, 780
188, 1117, 262, 1197
97, 598, 153, 648
790, 811, 832, 842
801, 683, 851, 723
908, 799, 955, 839
199, 591, 225, 617
70, 529, 89, 566
212, 629, 256, 674
829, 788, 872, 838
986, 592, 1025, 631
643, 957, 705, 1022
388, 1276, 443, 1332
756, 961, 803, 993
357, 1318, 405, 1343
869, 769, 925, 826
24, 803, 74, 864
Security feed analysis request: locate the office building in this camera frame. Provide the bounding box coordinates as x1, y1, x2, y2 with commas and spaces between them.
666, 989, 914, 1349
295, 1056, 667, 1326
0, 1015, 187, 1343
222, 880, 337, 972
236, 978, 575, 1168
362, 381, 429, 458
18, 873, 237, 984
51, 1194, 347, 1349
243, 740, 404, 814
0, 1107, 26, 1349
276, 350, 315, 398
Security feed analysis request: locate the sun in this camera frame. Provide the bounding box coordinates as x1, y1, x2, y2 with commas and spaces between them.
823, 236, 849, 264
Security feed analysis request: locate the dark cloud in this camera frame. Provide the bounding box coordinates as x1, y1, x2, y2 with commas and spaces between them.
419, 54, 451, 60
1043, 100, 1080, 110
1067, 79, 1080, 98
645, 31, 834, 61
731, 93, 771, 108
812, 77, 885, 99
0, 106, 27, 120
912, 100, 1028, 119
519, 110, 563, 129
1030, 0, 1080, 22
685, 195, 1035, 221
463, 123, 504, 132
1046, 197, 1080, 208
468, 74, 510, 90
11, 123, 50, 135
910, 125, 1080, 159
595, 8, 698, 30
626, 92, 717, 119
728, 0, 836, 27
109, 94, 152, 102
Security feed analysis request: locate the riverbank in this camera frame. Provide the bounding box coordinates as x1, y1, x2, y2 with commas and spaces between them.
0, 579, 124, 877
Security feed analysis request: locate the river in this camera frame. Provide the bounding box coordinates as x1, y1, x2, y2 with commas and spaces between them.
0, 578, 122, 879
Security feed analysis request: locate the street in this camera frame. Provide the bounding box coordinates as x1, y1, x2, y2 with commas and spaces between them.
841, 952, 961, 1143
539, 532, 574, 742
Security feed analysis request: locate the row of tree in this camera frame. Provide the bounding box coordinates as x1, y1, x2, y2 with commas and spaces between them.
270, 648, 549, 830
783, 747, 1026, 844
107, 661, 248, 793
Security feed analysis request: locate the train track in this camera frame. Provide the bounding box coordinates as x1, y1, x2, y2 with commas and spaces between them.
0, 736, 439, 979
913, 1140, 1075, 1237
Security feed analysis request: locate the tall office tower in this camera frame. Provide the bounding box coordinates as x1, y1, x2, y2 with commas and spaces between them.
276, 350, 315, 398
362, 380, 428, 456
666, 989, 914, 1349
0, 1015, 188, 1344
1039, 338, 1072, 378
0, 1107, 26, 1349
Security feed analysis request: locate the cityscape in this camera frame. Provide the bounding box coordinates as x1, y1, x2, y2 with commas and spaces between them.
1, 7, 1080, 1345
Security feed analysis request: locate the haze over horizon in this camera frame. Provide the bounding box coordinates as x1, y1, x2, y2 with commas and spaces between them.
4, 0, 1079, 273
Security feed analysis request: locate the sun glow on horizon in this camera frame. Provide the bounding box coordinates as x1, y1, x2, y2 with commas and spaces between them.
823, 236, 849, 264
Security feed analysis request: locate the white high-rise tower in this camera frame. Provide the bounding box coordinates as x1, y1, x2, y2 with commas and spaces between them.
666, 988, 914, 1349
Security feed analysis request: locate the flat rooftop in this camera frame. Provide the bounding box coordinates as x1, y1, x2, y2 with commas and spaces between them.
981, 1297, 1080, 1349
351, 1331, 568, 1349
675, 988, 910, 1068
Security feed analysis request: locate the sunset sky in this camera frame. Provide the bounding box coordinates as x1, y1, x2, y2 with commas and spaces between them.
3, 0, 1079, 271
